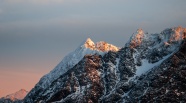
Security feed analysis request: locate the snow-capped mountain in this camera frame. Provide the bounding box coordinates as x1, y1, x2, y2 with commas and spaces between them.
24, 26, 186, 103
36, 38, 119, 89
0, 89, 28, 103
24, 38, 119, 102
102, 26, 186, 102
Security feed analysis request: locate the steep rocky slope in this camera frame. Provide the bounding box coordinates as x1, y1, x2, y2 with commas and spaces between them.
121, 39, 186, 103
37, 38, 119, 90
24, 38, 119, 103
24, 26, 186, 103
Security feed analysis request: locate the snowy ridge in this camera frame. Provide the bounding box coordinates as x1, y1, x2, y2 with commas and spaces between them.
36, 38, 119, 89
133, 27, 186, 62
101, 27, 186, 102
119, 27, 186, 102
130, 27, 186, 78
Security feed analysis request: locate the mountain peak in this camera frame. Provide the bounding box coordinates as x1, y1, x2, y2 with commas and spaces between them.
81, 38, 119, 52
171, 26, 186, 41
18, 89, 27, 93
4, 89, 28, 101
34, 37, 120, 91
86, 38, 93, 42
129, 28, 145, 48
83, 38, 95, 50
137, 28, 144, 34
160, 26, 186, 44
128, 27, 186, 49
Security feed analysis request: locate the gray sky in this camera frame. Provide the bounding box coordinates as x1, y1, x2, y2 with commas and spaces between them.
0, 0, 186, 97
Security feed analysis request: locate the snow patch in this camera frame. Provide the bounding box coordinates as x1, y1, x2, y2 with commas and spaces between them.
135, 53, 172, 76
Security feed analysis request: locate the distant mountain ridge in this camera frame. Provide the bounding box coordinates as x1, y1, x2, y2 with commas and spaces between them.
0, 89, 28, 103
24, 26, 186, 103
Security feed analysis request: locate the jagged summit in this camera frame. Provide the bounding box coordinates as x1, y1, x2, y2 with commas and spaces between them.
81, 38, 119, 52
127, 27, 186, 49
81, 38, 95, 50
96, 41, 119, 52
161, 26, 186, 43
126, 28, 145, 48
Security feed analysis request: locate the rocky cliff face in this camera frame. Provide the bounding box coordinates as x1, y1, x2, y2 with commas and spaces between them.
122, 39, 186, 103
24, 27, 186, 103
